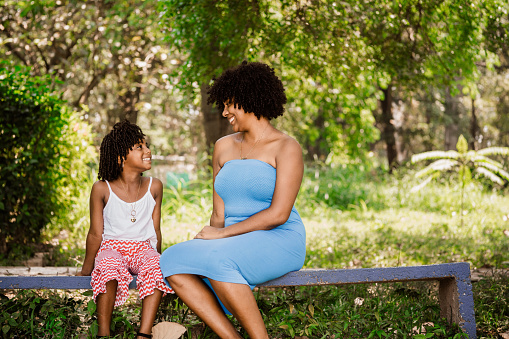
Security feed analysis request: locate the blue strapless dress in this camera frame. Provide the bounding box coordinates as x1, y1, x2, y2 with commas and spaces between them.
160, 159, 306, 305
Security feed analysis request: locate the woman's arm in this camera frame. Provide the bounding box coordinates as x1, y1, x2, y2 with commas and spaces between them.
151, 178, 164, 253
77, 181, 106, 276
209, 138, 226, 228
195, 136, 303, 240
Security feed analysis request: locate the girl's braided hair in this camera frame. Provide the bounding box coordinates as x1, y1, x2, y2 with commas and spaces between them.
98, 120, 145, 181
207, 61, 287, 120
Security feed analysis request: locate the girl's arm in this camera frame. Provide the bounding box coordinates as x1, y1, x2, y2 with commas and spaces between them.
78, 181, 106, 276
195, 136, 303, 240
151, 178, 164, 253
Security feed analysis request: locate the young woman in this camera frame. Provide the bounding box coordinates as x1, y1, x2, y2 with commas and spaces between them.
160, 61, 306, 338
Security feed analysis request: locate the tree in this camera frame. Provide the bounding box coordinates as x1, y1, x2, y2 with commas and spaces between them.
158, 0, 265, 150
0, 0, 178, 136
158, 0, 381, 159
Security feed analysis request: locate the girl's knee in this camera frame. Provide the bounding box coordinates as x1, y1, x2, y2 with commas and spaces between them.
105, 279, 118, 287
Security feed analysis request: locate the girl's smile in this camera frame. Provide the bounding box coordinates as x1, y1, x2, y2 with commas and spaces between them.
125, 140, 152, 169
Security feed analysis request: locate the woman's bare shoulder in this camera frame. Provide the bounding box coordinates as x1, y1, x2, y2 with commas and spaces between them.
215, 133, 240, 147
276, 132, 302, 151
274, 133, 302, 162
214, 133, 242, 165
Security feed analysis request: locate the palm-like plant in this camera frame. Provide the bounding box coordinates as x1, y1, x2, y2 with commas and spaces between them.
411, 135, 509, 225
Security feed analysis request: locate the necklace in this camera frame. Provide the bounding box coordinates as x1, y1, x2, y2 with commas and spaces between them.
240, 124, 269, 160
119, 177, 142, 223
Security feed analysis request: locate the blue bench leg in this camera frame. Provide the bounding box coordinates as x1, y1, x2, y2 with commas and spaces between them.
439, 277, 476, 339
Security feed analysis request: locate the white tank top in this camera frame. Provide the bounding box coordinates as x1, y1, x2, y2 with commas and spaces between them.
103, 177, 158, 249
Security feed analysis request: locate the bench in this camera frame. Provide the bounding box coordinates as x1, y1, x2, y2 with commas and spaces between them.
0, 262, 476, 338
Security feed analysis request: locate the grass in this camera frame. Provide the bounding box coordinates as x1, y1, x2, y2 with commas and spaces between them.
1, 162, 509, 338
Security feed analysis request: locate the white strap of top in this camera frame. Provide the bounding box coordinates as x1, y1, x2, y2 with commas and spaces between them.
105, 180, 112, 192
105, 177, 151, 194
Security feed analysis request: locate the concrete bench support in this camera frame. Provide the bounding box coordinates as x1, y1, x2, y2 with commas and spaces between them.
0, 262, 476, 338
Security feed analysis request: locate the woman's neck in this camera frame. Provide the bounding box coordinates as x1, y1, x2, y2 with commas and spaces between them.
243, 119, 271, 143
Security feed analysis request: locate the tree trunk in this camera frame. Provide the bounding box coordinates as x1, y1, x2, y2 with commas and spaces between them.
470, 98, 478, 150
107, 74, 142, 128
423, 88, 435, 152
200, 83, 231, 153
380, 86, 398, 172
306, 107, 328, 161
444, 87, 461, 151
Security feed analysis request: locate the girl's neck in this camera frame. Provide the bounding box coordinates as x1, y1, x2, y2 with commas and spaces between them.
118, 172, 142, 185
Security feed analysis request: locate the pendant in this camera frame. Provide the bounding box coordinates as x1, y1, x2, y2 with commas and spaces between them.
130, 209, 136, 223
131, 217, 136, 223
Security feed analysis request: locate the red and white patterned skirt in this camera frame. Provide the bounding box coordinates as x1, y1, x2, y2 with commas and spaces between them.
91, 239, 173, 306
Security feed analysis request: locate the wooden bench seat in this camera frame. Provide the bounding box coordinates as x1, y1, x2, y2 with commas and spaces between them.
0, 262, 476, 338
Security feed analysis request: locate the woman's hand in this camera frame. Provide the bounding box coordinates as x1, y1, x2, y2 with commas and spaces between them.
194, 226, 227, 240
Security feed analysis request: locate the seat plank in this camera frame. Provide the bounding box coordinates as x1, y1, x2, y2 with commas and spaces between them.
0, 263, 476, 339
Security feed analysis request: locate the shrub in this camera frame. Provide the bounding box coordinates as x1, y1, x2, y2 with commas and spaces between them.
0, 63, 95, 257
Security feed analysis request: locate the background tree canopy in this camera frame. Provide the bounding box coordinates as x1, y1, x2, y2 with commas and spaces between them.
1, 1, 509, 250
2, 0, 508, 168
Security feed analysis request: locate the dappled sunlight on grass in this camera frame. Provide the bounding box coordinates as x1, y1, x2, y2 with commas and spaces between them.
18, 165, 508, 338
303, 203, 509, 269
45, 165, 509, 273
153, 165, 509, 270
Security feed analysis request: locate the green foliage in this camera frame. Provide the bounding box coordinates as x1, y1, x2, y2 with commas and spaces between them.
158, 0, 260, 89
411, 134, 509, 225
473, 273, 509, 337
412, 135, 509, 187
0, 63, 95, 256
0, 283, 473, 339
298, 162, 381, 212
0, 290, 85, 338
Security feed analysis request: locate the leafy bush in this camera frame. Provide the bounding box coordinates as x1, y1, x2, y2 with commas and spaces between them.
0, 64, 95, 257
0, 290, 85, 338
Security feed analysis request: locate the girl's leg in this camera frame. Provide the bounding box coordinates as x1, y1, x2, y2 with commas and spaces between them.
209, 279, 269, 339
96, 279, 118, 337
138, 289, 163, 338
167, 274, 242, 339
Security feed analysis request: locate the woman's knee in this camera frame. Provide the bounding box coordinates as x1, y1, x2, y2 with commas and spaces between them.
166, 274, 196, 289
166, 274, 182, 288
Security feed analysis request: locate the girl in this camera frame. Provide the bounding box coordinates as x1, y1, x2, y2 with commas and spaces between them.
78, 120, 173, 339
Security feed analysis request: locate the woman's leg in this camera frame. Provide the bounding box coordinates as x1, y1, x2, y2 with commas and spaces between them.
96, 279, 118, 337
167, 274, 241, 339
138, 289, 163, 338
209, 279, 269, 339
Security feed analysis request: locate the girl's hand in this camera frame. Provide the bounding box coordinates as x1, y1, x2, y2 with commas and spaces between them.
76, 269, 91, 276
194, 226, 226, 240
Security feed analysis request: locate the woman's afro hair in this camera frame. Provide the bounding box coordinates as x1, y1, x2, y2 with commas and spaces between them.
207, 61, 287, 120
98, 120, 145, 181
